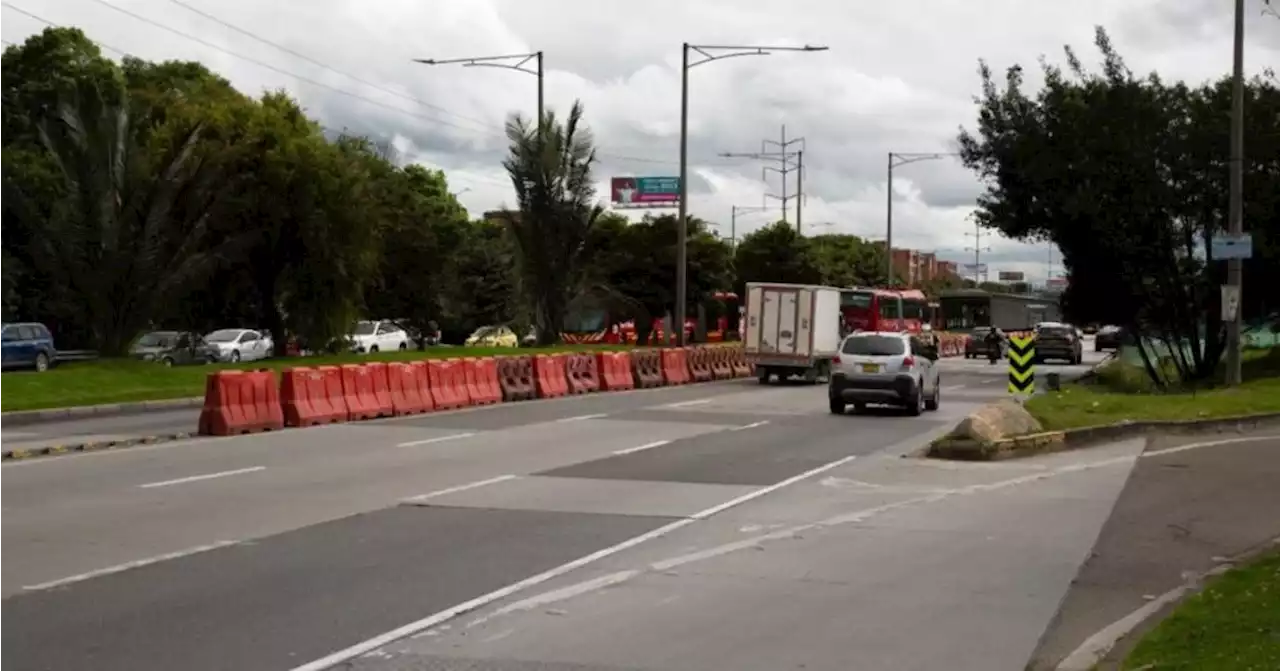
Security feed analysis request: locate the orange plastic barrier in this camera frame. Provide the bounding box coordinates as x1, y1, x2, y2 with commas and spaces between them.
497, 356, 537, 401
685, 346, 713, 382
631, 349, 665, 387
661, 348, 691, 385
728, 346, 753, 377
464, 357, 503, 405
428, 358, 471, 410
596, 351, 635, 391
533, 353, 570, 398
198, 369, 285, 436
565, 353, 600, 394
709, 346, 734, 380
386, 361, 432, 416
340, 363, 392, 421
280, 366, 348, 427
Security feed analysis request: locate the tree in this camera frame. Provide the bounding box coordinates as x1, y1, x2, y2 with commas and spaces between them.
807, 233, 891, 287
734, 221, 822, 293
502, 101, 604, 346
957, 27, 1279, 386
438, 219, 519, 343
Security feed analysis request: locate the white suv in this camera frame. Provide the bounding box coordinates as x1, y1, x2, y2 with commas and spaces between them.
828, 332, 941, 416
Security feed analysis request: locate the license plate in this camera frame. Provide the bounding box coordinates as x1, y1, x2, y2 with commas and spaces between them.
860, 363, 880, 374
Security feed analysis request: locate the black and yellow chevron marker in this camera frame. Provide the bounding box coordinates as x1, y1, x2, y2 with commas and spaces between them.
1007, 334, 1036, 394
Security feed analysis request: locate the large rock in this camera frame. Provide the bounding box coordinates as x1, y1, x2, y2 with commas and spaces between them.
947, 399, 1043, 443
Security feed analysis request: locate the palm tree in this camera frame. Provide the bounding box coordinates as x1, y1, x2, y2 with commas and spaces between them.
32, 77, 230, 354
502, 100, 604, 346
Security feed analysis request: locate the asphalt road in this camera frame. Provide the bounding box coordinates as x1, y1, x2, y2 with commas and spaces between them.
2, 354, 1103, 671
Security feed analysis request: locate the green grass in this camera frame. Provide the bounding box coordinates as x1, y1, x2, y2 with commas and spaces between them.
1026, 348, 1280, 431
1, 344, 635, 412
1123, 550, 1280, 671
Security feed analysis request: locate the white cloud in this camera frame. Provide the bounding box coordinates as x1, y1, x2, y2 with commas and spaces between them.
4, 0, 1277, 286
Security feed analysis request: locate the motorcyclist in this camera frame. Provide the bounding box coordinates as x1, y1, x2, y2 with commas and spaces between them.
984, 327, 1003, 365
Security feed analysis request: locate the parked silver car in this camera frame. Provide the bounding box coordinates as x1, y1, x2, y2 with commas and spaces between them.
828, 332, 941, 416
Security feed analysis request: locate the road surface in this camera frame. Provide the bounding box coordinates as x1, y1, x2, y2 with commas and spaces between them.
3, 353, 1107, 671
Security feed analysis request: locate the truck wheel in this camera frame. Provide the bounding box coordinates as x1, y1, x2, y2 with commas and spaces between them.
828, 395, 845, 415
851, 402, 867, 414
757, 368, 771, 385
803, 366, 820, 384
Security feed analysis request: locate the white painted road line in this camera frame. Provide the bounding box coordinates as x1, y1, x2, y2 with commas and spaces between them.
404, 475, 518, 503
397, 433, 476, 448
22, 540, 240, 592
288, 450, 864, 671
556, 413, 608, 423
1141, 434, 1280, 459
731, 420, 769, 431
659, 399, 711, 409
136, 466, 266, 489
613, 440, 670, 456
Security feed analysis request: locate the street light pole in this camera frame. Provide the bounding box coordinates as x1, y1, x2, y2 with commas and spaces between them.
413, 51, 545, 125
1225, 0, 1246, 386
730, 204, 770, 250
676, 43, 828, 346
885, 152, 959, 284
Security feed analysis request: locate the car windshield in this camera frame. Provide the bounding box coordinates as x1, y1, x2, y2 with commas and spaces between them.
842, 335, 906, 356
205, 329, 241, 343
136, 332, 174, 347
352, 321, 377, 336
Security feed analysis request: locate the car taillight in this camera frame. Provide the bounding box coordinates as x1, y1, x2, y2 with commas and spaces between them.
832, 356, 841, 365
902, 356, 915, 367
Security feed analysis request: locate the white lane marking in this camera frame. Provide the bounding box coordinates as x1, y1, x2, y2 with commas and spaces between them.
1142, 434, 1280, 459
556, 413, 608, 423
659, 399, 711, 409
404, 475, 518, 502
941, 384, 968, 392
22, 540, 239, 592
287, 450, 862, 671
396, 433, 476, 448
136, 466, 265, 489
613, 440, 670, 456
731, 420, 769, 431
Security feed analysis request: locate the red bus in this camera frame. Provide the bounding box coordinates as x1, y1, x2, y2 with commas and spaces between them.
898, 289, 929, 333
839, 287, 905, 332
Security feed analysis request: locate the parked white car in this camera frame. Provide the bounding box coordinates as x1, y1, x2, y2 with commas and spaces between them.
349, 320, 411, 353
204, 328, 273, 363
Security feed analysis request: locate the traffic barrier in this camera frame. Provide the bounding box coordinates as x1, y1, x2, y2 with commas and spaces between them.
368, 362, 396, 418
661, 348, 691, 385
727, 346, 753, 377
596, 351, 635, 391
684, 346, 713, 382
565, 353, 600, 394
709, 346, 734, 380
339, 364, 384, 420
533, 353, 570, 398
386, 361, 432, 416
280, 366, 349, 427
630, 349, 664, 388
428, 359, 471, 410
497, 355, 537, 401
464, 357, 503, 405
198, 369, 284, 436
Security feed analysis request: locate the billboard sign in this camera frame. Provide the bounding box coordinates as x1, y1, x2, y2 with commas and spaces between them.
998, 270, 1025, 281
1046, 277, 1068, 292
611, 176, 680, 208
961, 263, 988, 275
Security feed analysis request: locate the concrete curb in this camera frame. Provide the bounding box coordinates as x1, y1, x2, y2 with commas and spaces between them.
1, 431, 195, 462
2, 397, 204, 426
928, 412, 1280, 461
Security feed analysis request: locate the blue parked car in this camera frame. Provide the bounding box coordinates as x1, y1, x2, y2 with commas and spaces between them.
1, 322, 58, 372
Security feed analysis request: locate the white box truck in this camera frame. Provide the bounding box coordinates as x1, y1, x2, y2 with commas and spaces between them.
743, 282, 843, 384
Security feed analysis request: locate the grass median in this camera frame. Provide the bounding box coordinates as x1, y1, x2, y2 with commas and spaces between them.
1, 344, 635, 413
1122, 549, 1280, 670
1026, 348, 1280, 431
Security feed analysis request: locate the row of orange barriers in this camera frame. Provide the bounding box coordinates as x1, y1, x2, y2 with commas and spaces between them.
197, 346, 757, 436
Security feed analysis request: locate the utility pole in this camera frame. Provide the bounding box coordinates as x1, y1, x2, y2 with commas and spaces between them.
964, 219, 992, 285
719, 126, 805, 232
730, 204, 770, 250
1225, 0, 1246, 386
676, 43, 828, 347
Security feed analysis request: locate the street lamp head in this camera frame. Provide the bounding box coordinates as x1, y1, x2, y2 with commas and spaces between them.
802, 45, 830, 52
413, 58, 439, 65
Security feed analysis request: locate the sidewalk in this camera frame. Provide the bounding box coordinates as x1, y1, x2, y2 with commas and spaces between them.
1027, 431, 1280, 670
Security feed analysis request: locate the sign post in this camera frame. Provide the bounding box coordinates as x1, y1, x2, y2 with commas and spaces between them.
1007, 334, 1036, 398
610, 176, 681, 209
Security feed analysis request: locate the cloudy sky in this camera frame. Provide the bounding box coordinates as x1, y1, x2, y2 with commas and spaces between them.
4, 0, 1278, 284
